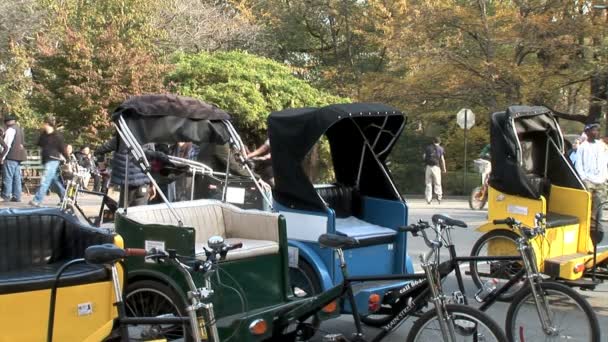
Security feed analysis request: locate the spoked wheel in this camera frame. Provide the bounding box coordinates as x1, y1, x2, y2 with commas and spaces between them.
469, 186, 488, 210
289, 259, 321, 298
469, 230, 525, 301
506, 281, 600, 342
124, 280, 190, 341
406, 304, 508, 342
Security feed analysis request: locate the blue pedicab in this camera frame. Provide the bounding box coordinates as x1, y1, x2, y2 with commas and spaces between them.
267, 103, 414, 322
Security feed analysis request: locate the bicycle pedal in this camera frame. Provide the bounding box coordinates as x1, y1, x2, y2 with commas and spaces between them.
452, 291, 465, 305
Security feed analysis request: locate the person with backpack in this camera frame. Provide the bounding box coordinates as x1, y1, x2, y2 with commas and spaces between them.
423, 137, 447, 204
2, 116, 27, 202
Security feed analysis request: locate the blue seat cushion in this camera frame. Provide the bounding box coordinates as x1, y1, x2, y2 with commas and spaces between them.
335, 216, 397, 247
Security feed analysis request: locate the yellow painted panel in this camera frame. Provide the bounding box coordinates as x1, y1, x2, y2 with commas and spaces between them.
488, 187, 545, 228
547, 185, 592, 253
0, 281, 117, 342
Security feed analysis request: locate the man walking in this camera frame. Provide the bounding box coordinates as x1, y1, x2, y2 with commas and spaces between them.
575, 123, 607, 241
29, 117, 67, 206
423, 137, 447, 204
2, 116, 27, 202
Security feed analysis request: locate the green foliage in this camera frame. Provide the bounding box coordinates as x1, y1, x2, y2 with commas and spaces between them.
30, 0, 167, 143
167, 51, 348, 143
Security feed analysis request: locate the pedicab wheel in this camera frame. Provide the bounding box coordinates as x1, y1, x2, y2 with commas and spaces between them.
506, 281, 600, 342
124, 280, 191, 342
406, 304, 508, 342
469, 186, 487, 210
470, 230, 524, 301
290, 259, 321, 297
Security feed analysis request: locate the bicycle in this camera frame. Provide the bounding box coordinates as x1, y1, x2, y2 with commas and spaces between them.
469, 215, 600, 342
279, 226, 508, 342
46, 236, 243, 342
360, 214, 600, 342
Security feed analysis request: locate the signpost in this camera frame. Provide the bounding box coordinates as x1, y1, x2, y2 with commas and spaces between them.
456, 108, 475, 194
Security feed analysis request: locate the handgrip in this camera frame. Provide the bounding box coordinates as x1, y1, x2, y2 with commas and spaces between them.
399, 224, 419, 233
493, 218, 513, 226
125, 248, 148, 257
226, 242, 243, 251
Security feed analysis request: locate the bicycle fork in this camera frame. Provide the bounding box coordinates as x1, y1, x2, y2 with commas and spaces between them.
421, 257, 457, 342
519, 242, 557, 336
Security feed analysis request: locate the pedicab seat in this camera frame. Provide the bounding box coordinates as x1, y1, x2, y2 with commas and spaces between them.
0, 208, 114, 294
316, 185, 397, 247
126, 200, 280, 261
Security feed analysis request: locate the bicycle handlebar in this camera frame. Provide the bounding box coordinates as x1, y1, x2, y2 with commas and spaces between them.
124, 248, 148, 257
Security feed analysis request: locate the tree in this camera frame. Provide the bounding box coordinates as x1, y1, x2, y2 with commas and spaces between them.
30, 0, 167, 143
152, 0, 263, 53
167, 51, 349, 181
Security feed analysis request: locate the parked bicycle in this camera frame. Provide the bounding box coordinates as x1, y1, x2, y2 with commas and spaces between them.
469, 215, 600, 341
361, 214, 600, 342
279, 224, 508, 342
47, 236, 243, 342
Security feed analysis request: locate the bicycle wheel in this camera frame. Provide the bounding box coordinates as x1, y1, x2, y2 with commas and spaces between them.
506, 281, 600, 342
407, 304, 508, 342
124, 280, 190, 341
469, 186, 487, 210
469, 229, 525, 301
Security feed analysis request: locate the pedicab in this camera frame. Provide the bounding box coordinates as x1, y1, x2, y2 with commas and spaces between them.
0, 207, 124, 341
267, 103, 415, 321
109, 94, 332, 341
470, 105, 608, 295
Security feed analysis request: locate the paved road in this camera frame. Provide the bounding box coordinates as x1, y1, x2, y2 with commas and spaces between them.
314, 198, 608, 341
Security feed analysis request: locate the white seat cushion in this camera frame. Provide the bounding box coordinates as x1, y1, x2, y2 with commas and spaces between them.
195, 238, 279, 262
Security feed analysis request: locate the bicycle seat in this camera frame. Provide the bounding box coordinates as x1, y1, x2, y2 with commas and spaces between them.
432, 214, 467, 228
318, 234, 359, 249
85, 244, 126, 265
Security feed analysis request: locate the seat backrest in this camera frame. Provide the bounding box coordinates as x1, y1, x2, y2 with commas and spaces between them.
126, 201, 226, 245
0, 210, 114, 272
316, 185, 360, 218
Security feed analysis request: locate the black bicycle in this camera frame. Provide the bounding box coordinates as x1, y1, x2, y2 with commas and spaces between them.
279, 225, 508, 342
362, 214, 600, 342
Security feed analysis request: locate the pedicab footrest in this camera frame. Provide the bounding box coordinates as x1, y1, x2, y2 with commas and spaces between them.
0, 263, 108, 295
545, 212, 579, 229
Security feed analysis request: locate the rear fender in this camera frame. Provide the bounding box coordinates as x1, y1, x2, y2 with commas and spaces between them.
288, 240, 333, 291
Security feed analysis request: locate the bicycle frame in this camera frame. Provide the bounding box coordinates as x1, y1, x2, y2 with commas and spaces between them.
282, 240, 461, 341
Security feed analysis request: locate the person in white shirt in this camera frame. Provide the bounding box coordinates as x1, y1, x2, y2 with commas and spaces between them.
575, 123, 608, 234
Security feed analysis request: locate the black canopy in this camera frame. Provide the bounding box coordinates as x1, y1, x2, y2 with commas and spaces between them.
269, 103, 405, 212
112, 94, 231, 144
489, 105, 582, 199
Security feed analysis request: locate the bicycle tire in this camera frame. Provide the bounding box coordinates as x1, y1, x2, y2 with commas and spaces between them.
506, 281, 600, 342
124, 280, 191, 342
469, 186, 487, 210
470, 229, 524, 301
406, 304, 508, 342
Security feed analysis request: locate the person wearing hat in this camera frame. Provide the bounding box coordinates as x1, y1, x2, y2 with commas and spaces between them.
1, 115, 27, 202
29, 117, 67, 207
575, 123, 608, 236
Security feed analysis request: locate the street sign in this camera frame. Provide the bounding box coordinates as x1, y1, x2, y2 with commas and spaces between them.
456, 108, 475, 129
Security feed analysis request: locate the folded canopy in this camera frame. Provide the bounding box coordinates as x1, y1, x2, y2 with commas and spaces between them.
111, 94, 231, 144
269, 103, 406, 212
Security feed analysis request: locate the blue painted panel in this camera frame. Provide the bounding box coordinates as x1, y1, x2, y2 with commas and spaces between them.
332, 244, 396, 284
361, 197, 409, 274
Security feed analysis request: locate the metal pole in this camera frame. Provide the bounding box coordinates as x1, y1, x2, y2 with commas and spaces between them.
463, 109, 468, 195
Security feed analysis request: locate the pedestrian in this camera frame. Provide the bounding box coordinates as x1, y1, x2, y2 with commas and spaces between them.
95, 136, 155, 207
76, 146, 101, 191
569, 138, 580, 167
172, 141, 196, 202
247, 138, 274, 187
2, 116, 27, 202
574, 123, 607, 240
29, 117, 67, 206
423, 137, 447, 205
